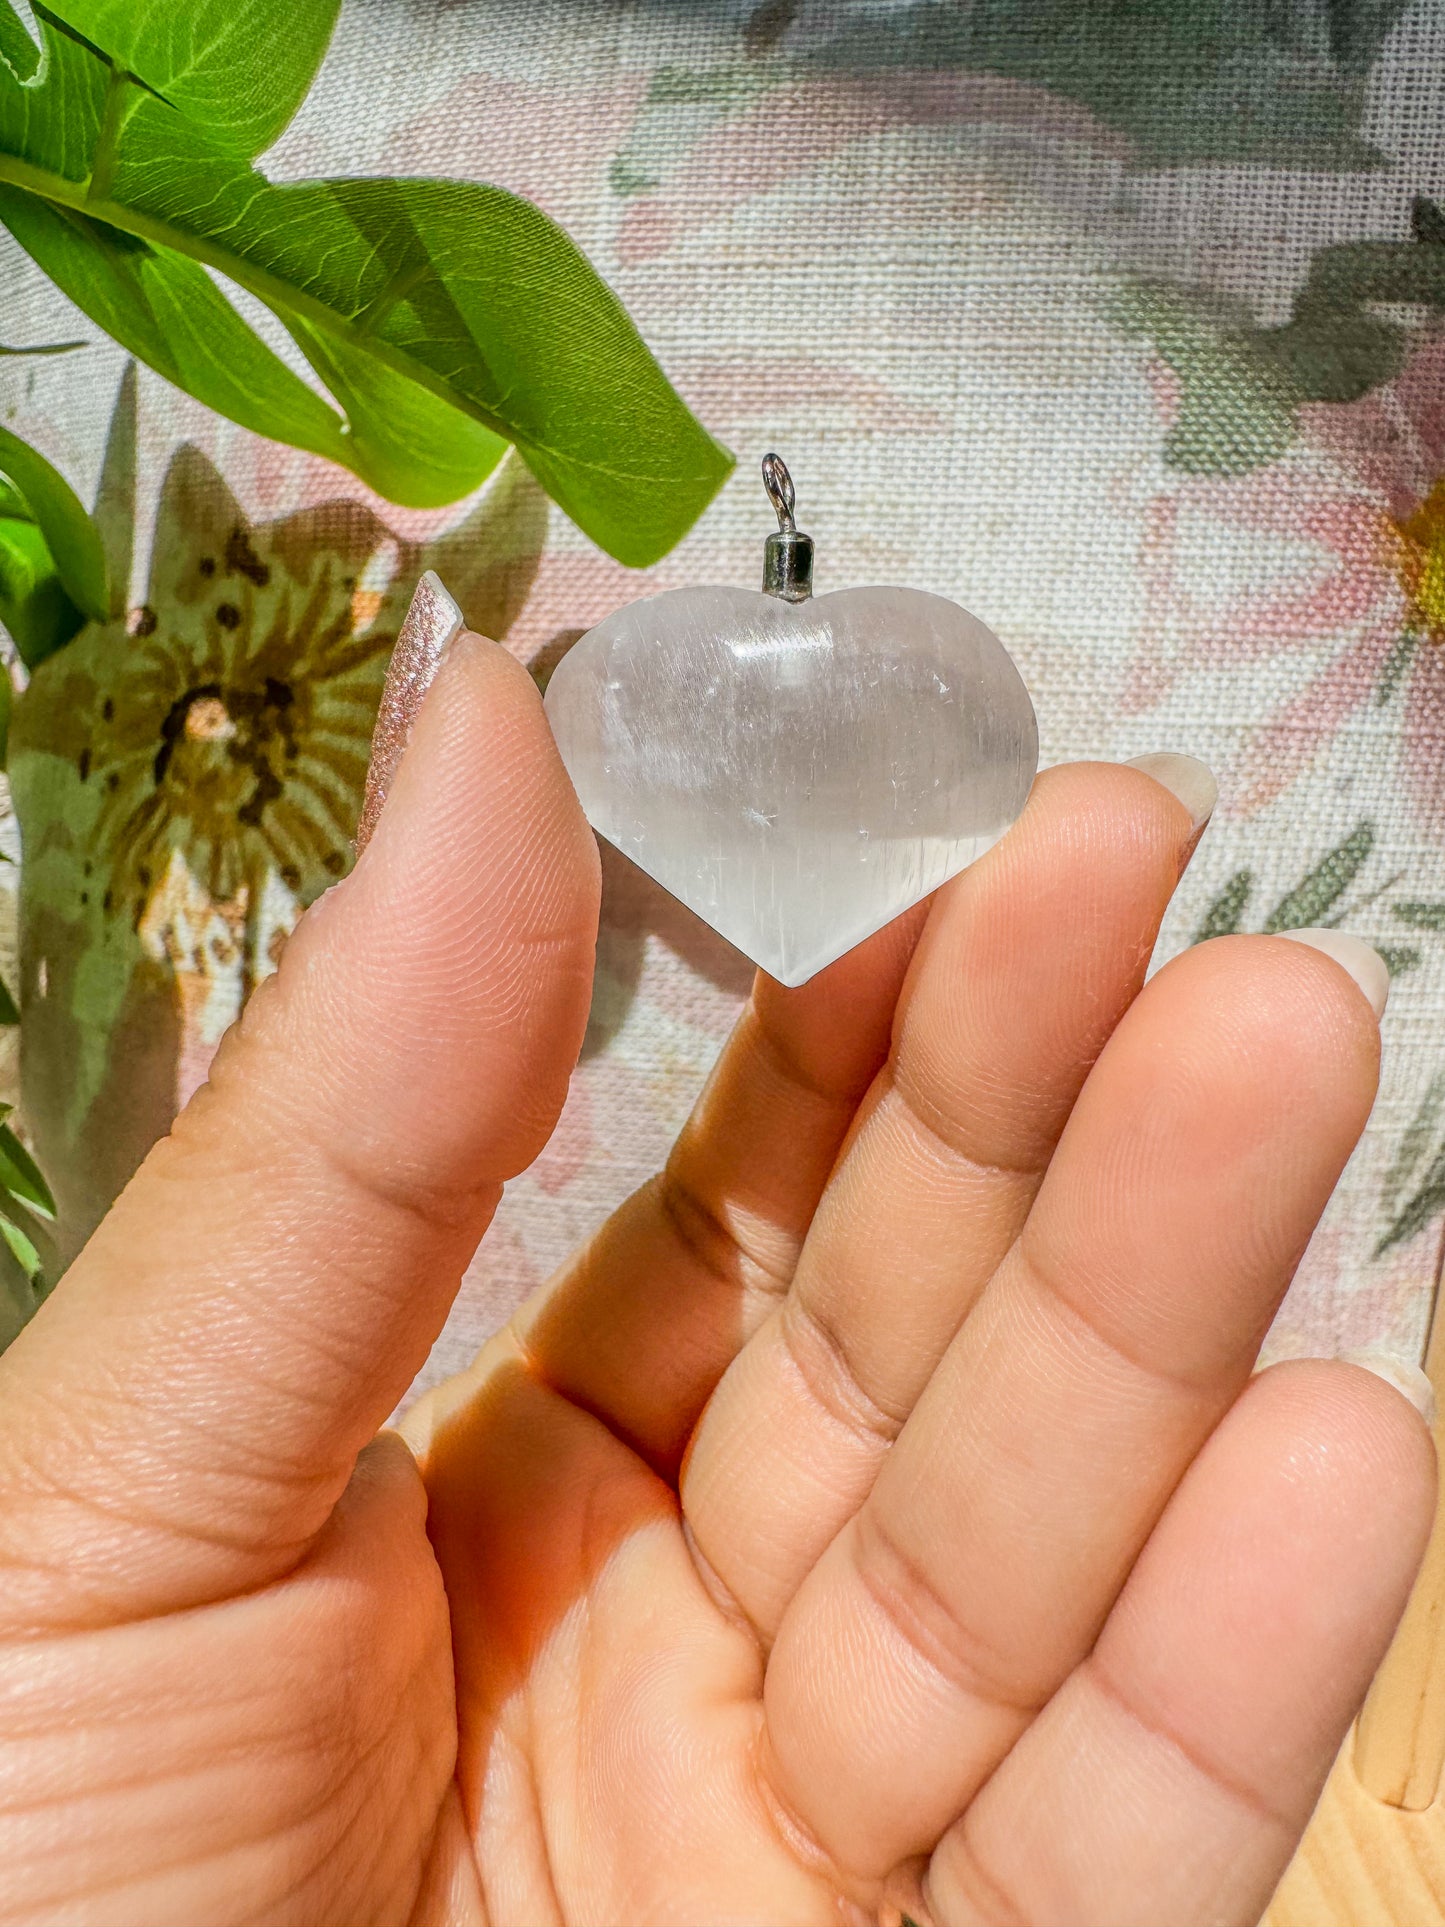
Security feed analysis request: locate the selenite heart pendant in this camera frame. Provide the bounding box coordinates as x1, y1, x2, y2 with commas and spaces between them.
546, 457, 1038, 988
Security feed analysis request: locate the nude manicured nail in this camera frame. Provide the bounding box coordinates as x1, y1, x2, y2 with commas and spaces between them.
1339, 1350, 1437, 1426
1125, 751, 1218, 832
1276, 928, 1391, 1022
356, 570, 465, 856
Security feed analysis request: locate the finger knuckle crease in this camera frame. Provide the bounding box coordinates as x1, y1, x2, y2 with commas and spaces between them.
748, 1002, 871, 1110
1085, 1656, 1297, 1835
887, 1062, 1048, 1188
656, 1168, 795, 1299
780, 1297, 902, 1446
853, 1509, 1043, 1717
1015, 1237, 1216, 1403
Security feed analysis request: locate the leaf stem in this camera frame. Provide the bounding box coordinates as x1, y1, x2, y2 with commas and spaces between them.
351, 259, 429, 340
85, 64, 136, 205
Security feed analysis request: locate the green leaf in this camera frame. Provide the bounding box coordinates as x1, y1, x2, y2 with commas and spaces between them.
0, 24, 733, 557
116, 137, 732, 557
0, 1208, 41, 1282
1263, 822, 1374, 932
0, 513, 85, 665
0, 973, 17, 1024
0, 189, 355, 477
1194, 868, 1253, 942
0, 1117, 56, 1221
284, 314, 508, 510
0, 3, 38, 82
40, 0, 341, 158
0, 419, 106, 621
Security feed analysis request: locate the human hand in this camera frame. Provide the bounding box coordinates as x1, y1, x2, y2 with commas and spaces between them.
0, 592, 1432, 1927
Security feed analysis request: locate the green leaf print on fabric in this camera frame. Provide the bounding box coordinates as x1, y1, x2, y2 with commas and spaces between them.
1194, 869, 1254, 942
1378, 1101, 1445, 1258
615, 0, 1428, 480
1112, 285, 1300, 478
1394, 902, 1445, 932
1115, 208, 1445, 476
1190, 827, 1445, 1259
1193, 826, 1379, 946
804, 0, 1404, 168
1264, 824, 1377, 933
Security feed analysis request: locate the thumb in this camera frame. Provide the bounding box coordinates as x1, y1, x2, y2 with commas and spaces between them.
0, 578, 600, 1630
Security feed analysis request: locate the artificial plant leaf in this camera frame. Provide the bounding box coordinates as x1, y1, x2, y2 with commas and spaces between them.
0, 26, 732, 556
0, 513, 85, 666
284, 315, 508, 510
115, 120, 732, 558
0, 1118, 56, 1220
0, 189, 355, 477
0, 1, 36, 81
0, 419, 106, 620
0, 1210, 41, 1282
40, 0, 342, 158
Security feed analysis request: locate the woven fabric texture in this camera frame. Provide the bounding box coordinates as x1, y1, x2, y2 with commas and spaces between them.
2, 0, 1444, 1390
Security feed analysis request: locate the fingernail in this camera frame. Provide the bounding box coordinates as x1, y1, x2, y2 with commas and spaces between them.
1340, 1350, 1437, 1426
1276, 928, 1391, 1021
1125, 752, 1218, 832
356, 571, 465, 856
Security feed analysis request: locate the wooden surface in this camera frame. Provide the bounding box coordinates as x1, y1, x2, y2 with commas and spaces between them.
1264, 1738, 1445, 1925
1265, 1252, 1445, 1924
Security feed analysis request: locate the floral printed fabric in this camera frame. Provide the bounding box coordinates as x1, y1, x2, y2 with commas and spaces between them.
2, 0, 1445, 1389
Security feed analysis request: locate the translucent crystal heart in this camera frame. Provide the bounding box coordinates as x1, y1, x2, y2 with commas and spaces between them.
545, 585, 1038, 987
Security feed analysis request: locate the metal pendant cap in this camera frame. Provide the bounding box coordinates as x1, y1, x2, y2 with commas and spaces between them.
760, 452, 814, 601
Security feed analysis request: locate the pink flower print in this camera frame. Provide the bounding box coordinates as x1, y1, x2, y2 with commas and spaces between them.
1130, 336, 1445, 817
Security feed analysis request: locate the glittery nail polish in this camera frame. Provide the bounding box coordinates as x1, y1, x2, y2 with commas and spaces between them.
356, 570, 464, 856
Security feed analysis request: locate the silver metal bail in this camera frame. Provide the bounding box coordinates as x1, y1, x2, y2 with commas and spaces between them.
760, 452, 814, 601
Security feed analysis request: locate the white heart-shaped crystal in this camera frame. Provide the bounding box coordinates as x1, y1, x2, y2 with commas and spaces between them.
545, 585, 1038, 987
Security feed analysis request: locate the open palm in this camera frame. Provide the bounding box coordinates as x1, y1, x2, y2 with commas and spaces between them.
0, 630, 1431, 1927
